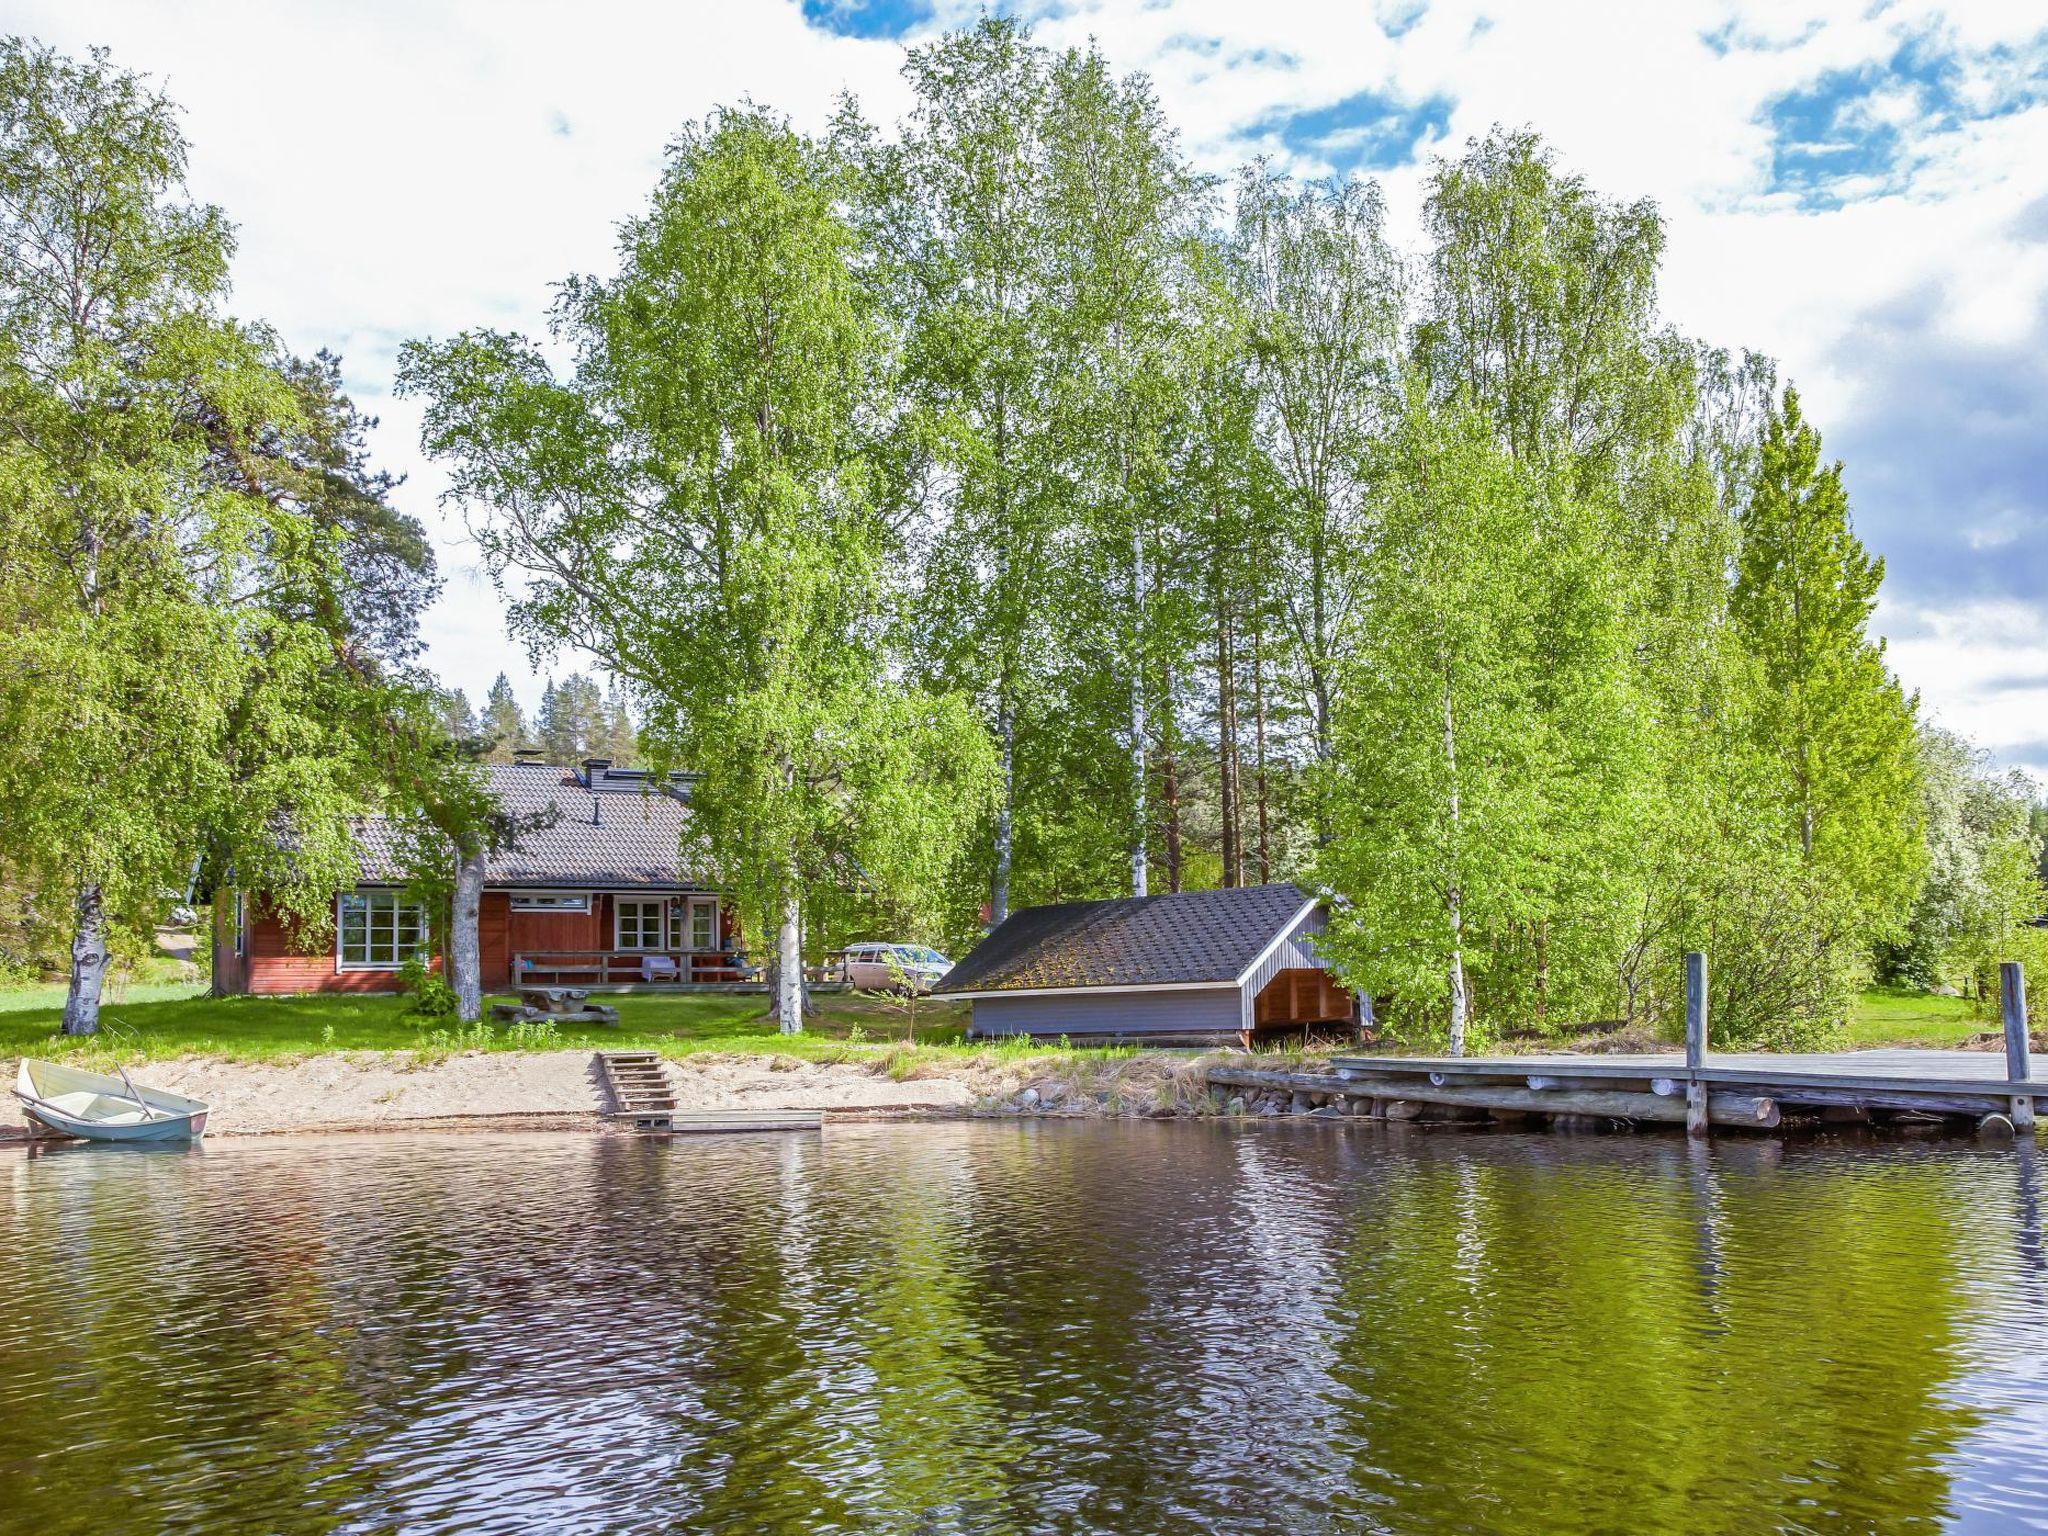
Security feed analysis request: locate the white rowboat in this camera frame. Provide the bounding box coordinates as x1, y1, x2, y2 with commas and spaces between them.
13, 1058, 209, 1142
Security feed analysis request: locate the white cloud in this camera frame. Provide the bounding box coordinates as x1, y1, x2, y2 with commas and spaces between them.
11, 0, 2047, 774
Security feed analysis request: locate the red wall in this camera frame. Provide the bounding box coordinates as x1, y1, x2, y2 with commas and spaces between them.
241, 897, 428, 995
224, 890, 729, 996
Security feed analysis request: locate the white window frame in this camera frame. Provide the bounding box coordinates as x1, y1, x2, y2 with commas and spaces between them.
337, 891, 429, 971
686, 896, 719, 953
232, 891, 247, 959
615, 898, 667, 953
509, 892, 592, 914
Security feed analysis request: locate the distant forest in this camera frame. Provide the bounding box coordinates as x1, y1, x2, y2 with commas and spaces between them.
438, 672, 639, 768
3, 25, 2042, 1042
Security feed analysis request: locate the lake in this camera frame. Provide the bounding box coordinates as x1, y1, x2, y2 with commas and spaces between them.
2, 1122, 2044, 1534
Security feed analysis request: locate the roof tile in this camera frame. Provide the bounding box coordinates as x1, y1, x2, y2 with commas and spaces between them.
936, 884, 1317, 993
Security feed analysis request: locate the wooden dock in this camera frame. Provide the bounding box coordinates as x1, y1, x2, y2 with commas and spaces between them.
1207, 955, 2040, 1140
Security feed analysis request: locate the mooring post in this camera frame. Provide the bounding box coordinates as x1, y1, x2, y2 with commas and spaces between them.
1684, 951, 1710, 1139
2002, 961, 2035, 1133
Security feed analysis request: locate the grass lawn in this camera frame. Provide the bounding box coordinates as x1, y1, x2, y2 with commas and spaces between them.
0, 985, 1068, 1069
1842, 986, 1993, 1050
0, 977, 2000, 1068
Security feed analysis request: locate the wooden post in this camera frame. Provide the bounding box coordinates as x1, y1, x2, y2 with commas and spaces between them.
2001, 961, 2034, 1133
1685, 951, 1710, 1140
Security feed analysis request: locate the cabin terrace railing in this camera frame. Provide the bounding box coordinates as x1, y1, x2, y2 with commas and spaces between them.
511, 951, 759, 986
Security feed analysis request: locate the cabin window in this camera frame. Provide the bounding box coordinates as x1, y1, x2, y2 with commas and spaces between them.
509, 893, 592, 914
337, 892, 428, 970
232, 891, 247, 958
687, 897, 718, 952
616, 899, 666, 952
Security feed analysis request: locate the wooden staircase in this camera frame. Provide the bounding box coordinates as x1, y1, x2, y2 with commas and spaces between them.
595, 1051, 677, 1128
592, 1050, 825, 1135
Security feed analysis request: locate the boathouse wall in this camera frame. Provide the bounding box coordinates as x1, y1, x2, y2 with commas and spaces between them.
968, 987, 1245, 1041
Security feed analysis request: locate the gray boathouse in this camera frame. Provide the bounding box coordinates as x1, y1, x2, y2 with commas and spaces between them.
936, 883, 1360, 1046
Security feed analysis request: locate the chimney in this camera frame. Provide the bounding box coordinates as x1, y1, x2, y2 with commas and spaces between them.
579, 757, 612, 789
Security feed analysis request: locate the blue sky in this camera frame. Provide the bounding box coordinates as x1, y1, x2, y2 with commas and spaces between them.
9, 0, 2047, 776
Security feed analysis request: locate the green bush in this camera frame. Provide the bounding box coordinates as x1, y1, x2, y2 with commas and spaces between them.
1972, 926, 2048, 1029
396, 954, 459, 1018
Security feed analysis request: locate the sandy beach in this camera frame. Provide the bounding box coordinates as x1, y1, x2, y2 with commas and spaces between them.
1, 1048, 1202, 1139
4, 1050, 995, 1138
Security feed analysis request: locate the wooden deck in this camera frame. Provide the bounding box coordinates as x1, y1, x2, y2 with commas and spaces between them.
1309, 1046, 2042, 1126
1335, 1048, 2045, 1095
1271, 957, 2039, 1139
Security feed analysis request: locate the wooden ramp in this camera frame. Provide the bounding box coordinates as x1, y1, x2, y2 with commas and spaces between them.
662, 1109, 825, 1134
593, 1052, 823, 1134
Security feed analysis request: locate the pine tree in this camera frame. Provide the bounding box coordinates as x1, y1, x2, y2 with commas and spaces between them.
1731, 386, 1923, 939
537, 673, 607, 763
440, 688, 479, 741
480, 673, 527, 761
602, 678, 637, 764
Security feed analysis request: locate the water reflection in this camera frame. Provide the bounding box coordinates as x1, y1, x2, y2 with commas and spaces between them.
2, 1124, 2044, 1534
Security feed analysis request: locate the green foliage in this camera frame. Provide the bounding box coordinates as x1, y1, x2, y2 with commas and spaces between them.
0, 39, 440, 1033
536, 673, 609, 764
1879, 725, 2044, 991
480, 672, 528, 761
396, 953, 459, 1018
1732, 386, 1924, 941
1971, 924, 2048, 1029
402, 107, 997, 1020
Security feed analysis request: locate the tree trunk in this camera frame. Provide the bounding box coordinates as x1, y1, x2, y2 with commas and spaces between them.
1443, 674, 1467, 1058
1251, 612, 1273, 884
1130, 522, 1149, 898
1216, 583, 1241, 888
451, 840, 486, 1023
62, 881, 109, 1037
991, 695, 1015, 927
1161, 665, 1182, 893
775, 887, 803, 1036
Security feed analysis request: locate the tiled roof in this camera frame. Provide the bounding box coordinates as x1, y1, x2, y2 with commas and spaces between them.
935, 884, 1319, 994
354, 763, 709, 890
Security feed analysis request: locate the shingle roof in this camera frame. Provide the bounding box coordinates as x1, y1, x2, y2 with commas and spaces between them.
354, 763, 709, 890
935, 884, 1319, 994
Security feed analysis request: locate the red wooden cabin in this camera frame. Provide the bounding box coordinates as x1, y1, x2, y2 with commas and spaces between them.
211, 758, 740, 995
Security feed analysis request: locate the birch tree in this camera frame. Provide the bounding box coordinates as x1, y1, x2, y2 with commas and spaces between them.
1040, 46, 1197, 897
402, 108, 993, 1032
1321, 393, 1550, 1053
847, 17, 1062, 927
1236, 167, 1403, 834
0, 41, 410, 1033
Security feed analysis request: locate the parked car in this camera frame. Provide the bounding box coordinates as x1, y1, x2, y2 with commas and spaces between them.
843, 942, 954, 993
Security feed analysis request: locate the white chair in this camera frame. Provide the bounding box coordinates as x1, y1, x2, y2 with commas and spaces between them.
639, 954, 679, 984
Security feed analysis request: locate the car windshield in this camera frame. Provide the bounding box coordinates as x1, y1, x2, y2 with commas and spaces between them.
896, 946, 949, 967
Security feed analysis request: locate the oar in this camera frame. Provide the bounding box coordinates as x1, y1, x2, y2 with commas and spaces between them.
114, 1061, 159, 1121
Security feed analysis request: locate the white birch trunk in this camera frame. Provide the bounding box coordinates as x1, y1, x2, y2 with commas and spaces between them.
776, 888, 803, 1036
1130, 523, 1148, 898
451, 842, 486, 1022
1443, 674, 1467, 1057
62, 881, 109, 1037
992, 698, 1015, 927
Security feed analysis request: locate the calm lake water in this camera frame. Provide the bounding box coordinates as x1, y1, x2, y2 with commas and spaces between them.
2, 1122, 2045, 1534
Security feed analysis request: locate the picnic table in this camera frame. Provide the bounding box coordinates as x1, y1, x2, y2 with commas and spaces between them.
490, 986, 619, 1027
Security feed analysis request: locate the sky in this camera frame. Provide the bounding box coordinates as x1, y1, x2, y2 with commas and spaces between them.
9, 0, 2047, 776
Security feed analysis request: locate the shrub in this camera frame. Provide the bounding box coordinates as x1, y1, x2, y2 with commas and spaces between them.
397, 954, 459, 1018
1971, 926, 2048, 1031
